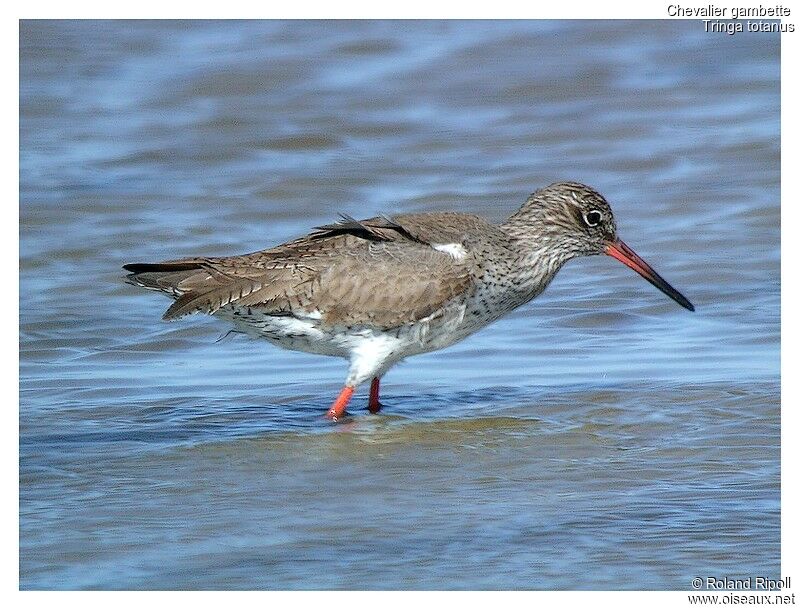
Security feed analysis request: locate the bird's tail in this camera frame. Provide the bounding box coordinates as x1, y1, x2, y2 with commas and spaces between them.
123, 259, 267, 321
123, 259, 216, 319
124, 260, 206, 291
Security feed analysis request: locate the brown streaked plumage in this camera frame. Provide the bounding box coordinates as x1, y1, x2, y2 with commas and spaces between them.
124, 181, 694, 420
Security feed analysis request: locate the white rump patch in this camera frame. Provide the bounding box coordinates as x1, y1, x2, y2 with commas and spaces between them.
432, 243, 468, 260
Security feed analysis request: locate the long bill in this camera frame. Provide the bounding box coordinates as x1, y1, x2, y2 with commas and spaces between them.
604, 239, 695, 311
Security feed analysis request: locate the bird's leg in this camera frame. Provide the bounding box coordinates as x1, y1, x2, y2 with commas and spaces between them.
326, 386, 355, 421
368, 377, 382, 414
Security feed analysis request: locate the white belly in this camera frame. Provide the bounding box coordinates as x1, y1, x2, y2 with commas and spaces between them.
220, 297, 490, 352
216, 297, 499, 386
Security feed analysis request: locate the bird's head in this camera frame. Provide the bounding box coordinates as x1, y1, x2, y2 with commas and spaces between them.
504, 181, 694, 311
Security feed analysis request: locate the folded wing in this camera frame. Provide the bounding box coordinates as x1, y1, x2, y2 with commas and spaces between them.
124, 213, 479, 329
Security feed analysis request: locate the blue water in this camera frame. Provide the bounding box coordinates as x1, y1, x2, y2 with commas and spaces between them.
20, 20, 780, 589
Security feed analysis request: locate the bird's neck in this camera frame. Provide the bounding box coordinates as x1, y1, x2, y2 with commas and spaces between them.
485, 218, 579, 306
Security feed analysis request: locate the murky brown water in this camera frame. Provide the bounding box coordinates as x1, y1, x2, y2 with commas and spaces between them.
20, 20, 779, 589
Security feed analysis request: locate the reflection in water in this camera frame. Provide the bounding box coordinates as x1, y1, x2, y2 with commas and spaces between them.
20, 20, 779, 589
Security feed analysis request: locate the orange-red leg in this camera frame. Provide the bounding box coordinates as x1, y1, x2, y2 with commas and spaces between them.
326, 386, 354, 420
368, 377, 382, 414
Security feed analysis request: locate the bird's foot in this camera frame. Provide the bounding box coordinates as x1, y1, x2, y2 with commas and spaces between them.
326, 386, 355, 421
368, 377, 382, 414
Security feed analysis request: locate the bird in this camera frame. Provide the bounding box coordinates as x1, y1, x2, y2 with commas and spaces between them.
124, 181, 694, 420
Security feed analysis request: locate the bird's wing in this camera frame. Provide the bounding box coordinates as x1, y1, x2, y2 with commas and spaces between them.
124, 213, 481, 328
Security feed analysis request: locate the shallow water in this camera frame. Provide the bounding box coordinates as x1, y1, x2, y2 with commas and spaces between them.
20, 20, 779, 589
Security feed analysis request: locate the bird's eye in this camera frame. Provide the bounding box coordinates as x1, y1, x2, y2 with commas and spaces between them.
584, 210, 603, 227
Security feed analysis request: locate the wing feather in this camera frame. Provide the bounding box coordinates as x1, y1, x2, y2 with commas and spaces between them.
124, 213, 483, 328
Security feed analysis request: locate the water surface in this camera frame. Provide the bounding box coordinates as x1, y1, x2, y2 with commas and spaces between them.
20, 20, 780, 589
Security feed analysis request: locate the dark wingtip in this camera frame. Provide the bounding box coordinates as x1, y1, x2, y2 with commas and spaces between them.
123, 262, 204, 273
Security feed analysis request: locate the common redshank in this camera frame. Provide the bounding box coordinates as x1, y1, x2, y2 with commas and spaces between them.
124, 182, 694, 420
